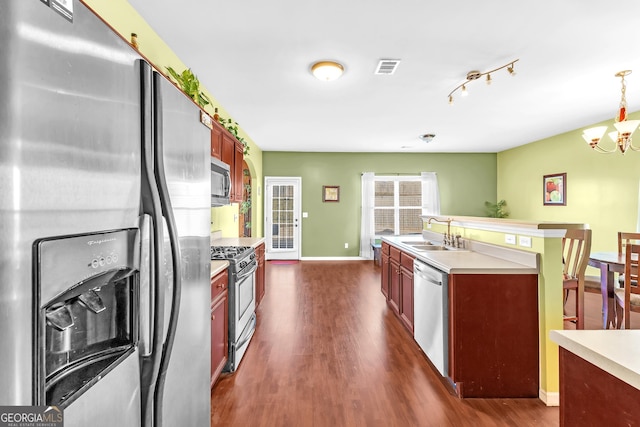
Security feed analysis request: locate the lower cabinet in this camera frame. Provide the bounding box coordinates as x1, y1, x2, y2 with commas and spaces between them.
211, 269, 229, 388
399, 252, 415, 333
382, 243, 414, 334
381, 242, 390, 298
255, 242, 266, 307
448, 273, 539, 398
380, 241, 539, 398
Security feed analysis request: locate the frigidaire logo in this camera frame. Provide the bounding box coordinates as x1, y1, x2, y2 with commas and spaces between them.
0, 406, 63, 427
87, 237, 116, 246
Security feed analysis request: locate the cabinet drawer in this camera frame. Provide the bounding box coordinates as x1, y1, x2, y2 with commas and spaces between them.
211, 269, 229, 302
382, 241, 390, 255
400, 251, 415, 270
390, 246, 401, 262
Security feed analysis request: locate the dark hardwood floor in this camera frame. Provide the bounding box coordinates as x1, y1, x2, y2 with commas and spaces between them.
211, 261, 564, 426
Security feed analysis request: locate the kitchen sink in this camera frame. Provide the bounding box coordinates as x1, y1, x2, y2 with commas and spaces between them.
401, 240, 436, 246
411, 245, 450, 251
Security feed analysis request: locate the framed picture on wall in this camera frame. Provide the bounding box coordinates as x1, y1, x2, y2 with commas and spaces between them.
323, 185, 340, 202
543, 173, 566, 206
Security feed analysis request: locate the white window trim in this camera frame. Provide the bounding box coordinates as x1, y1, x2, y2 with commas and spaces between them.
359, 172, 440, 258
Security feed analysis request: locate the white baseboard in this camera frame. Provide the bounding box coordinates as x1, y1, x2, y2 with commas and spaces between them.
300, 256, 369, 261
539, 389, 559, 406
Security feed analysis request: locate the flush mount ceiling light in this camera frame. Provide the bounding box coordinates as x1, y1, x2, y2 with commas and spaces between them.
447, 59, 519, 105
418, 133, 436, 143
583, 70, 640, 154
311, 60, 344, 81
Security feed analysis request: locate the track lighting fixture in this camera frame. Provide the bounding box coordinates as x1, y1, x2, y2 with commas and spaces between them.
447, 59, 519, 105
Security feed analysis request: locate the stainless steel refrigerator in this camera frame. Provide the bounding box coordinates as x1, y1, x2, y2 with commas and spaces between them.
0, 2, 211, 426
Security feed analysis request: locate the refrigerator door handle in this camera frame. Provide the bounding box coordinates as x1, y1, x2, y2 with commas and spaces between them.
138, 59, 166, 427
151, 70, 183, 427
138, 214, 154, 357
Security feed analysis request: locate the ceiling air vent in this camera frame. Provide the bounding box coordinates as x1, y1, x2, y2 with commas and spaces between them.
375, 59, 400, 75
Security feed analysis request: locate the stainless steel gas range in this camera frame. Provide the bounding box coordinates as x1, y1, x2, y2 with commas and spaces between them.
210, 246, 257, 372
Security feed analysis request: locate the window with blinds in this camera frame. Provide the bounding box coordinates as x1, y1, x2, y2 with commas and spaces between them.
374, 179, 422, 235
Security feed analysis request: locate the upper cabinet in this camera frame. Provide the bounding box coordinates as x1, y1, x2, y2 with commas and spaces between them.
211, 120, 244, 203
211, 123, 222, 159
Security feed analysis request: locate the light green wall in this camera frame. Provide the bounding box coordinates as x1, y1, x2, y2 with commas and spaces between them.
263, 152, 497, 257
498, 112, 640, 257
497, 111, 640, 397
83, 0, 263, 238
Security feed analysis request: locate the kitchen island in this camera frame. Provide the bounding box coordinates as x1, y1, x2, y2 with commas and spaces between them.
550, 330, 640, 426
406, 217, 586, 405
382, 233, 539, 398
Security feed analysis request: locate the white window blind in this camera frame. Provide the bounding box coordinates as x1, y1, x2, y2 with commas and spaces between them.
360, 172, 440, 258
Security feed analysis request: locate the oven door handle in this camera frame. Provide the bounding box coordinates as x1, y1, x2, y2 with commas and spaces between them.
236, 261, 258, 281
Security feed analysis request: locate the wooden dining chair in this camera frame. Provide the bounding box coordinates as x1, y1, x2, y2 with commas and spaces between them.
614, 243, 640, 329
617, 232, 640, 286
561, 228, 592, 329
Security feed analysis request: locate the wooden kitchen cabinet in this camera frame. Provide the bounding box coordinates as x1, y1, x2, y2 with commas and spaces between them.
381, 242, 390, 298
388, 246, 401, 316
448, 273, 539, 398
399, 251, 415, 333
255, 242, 266, 308
210, 122, 222, 159
232, 139, 244, 203
211, 269, 229, 388
213, 121, 244, 203
382, 242, 414, 334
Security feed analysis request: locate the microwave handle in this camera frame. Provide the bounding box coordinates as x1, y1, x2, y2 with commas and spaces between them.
224, 169, 232, 198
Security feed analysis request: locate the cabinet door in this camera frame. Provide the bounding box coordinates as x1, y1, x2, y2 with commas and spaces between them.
400, 266, 414, 332
448, 273, 539, 398
399, 251, 415, 332
211, 123, 222, 159
381, 253, 390, 298
210, 291, 228, 388
211, 269, 228, 303
389, 258, 401, 315
233, 140, 244, 203
221, 133, 235, 174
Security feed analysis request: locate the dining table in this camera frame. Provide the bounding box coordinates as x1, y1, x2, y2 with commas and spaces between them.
588, 251, 627, 329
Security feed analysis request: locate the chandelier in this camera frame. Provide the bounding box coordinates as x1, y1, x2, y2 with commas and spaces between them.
447, 59, 519, 105
583, 70, 640, 154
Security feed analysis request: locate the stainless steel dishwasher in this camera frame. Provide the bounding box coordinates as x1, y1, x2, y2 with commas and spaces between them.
413, 259, 448, 377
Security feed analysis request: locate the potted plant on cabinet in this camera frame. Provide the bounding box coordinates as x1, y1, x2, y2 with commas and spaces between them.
165, 67, 211, 109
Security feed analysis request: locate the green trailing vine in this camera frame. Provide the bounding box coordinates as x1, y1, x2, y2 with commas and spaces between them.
165, 67, 211, 108
216, 115, 250, 156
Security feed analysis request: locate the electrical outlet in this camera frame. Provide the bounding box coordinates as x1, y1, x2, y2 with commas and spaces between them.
505, 234, 516, 245
344, 243, 349, 249
519, 236, 532, 248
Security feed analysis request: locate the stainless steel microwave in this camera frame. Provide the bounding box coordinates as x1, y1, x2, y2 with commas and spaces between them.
211, 157, 231, 206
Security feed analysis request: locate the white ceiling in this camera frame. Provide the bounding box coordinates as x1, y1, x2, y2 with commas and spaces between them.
128, 0, 640, 153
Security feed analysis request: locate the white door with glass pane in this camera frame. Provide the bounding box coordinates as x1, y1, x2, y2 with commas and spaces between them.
264, 177, 301, 260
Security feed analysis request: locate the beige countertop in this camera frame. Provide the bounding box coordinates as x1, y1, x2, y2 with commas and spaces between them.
550, 329, 640, 391
383, 234, 538, 274
211, 237, 265, 248
210, 260, 229, 279
210, 230, 265, 249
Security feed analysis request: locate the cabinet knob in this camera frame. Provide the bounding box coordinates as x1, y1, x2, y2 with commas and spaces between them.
211, 313, 215, 320
217, 282, 225, 288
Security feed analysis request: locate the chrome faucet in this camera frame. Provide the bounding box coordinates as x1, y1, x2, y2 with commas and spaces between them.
427, 217, 453, 246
